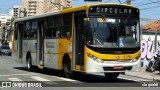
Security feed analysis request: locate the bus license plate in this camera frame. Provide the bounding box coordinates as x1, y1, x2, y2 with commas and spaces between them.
114, 66, 123, 70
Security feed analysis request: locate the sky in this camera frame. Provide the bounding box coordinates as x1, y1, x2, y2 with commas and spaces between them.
0, 0, 160, 19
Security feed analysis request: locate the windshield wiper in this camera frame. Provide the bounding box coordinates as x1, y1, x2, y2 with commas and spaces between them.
95, 37, 102, 45
93, 30, 102, 45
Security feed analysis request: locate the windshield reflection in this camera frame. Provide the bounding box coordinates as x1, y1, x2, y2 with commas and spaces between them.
86, 17, 140, 48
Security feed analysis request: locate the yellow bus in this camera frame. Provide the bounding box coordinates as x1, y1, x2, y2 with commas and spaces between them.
14, 3, 141, 79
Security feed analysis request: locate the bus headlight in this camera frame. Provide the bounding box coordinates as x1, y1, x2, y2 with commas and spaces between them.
130, 55, 140, 62
87, 53, 104, 63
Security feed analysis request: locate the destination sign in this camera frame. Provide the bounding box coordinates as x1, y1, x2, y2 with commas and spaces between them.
89, 6, 139, 15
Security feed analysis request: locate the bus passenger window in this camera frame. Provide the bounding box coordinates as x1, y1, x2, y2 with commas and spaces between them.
45, 28, 52, 38
30, 21, 37, 39
52, 28, 60, 38
53, 29, 56, 37
23, 29, 28, 39
118, 26, 125, 36
61, 14, 72, 38
61, 27, 71, 38
67, 32, 71, 37
24, 22, 31, 39
15, 24, 18, 40
56, 30, 60, 38
30, 29, 37, 39
26, 31, 31, 39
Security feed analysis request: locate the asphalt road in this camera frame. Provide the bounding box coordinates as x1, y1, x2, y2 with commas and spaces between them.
0, 55, 159, 90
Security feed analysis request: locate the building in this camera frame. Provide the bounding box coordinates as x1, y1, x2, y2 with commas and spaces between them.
141, 20, 160, 67
0, 14, 12, 26
0, 14, 12, 41
9, 6, 22, 19
46, 0, 72, 12
63, 0, 72, 7
22, 0, 45, 16
22, 0, 72, 17
143, 20, 160, 31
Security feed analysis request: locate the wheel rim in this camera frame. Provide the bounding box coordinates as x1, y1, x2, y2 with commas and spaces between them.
27, 62, 30, 69
27, 58, 31, 70
64, 62, 71, 74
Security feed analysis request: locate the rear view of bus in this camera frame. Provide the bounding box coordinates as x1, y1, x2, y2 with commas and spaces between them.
84, 4, 140, 79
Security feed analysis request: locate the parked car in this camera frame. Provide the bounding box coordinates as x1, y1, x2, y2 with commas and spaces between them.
0, 45, 12, 56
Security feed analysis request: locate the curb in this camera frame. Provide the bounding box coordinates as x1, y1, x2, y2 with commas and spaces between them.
125, 73, 160, 81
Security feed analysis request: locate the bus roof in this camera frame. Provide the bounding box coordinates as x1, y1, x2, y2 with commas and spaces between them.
60, 3, 138, 13
15, 3, 138, 22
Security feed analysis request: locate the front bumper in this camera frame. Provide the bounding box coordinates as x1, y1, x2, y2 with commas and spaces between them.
0, 51, 12, 55
86, 58, 140, 73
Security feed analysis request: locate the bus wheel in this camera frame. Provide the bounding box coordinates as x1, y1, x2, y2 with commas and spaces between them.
26, 55, 32, 71
63, 59, 73, 78
104, 73, 119, 80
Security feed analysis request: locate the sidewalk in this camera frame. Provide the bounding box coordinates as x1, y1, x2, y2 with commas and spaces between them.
125, 67, 160, 81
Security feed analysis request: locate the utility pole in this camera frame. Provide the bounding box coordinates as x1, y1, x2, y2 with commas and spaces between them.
127, 0, 131, 5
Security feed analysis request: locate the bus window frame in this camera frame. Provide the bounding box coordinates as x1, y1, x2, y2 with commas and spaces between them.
61, 13, 72, 38
45, 15, 62, 39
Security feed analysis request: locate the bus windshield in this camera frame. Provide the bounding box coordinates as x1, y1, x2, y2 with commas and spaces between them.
86, 17, 140, 48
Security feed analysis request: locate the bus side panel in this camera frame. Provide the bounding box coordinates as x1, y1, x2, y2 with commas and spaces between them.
58, 39, 72, 70
44, 39, 58, 69
30, 52, 37, 66
30, 40, 37, 66
23, 40, 37, 65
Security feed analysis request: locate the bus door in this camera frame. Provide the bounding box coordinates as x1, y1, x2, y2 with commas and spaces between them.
37, 21, 44, 66
18, 24, 23, 62
74, 15, 85, 70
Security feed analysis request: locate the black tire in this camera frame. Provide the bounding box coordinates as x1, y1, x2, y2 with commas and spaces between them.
8, 53, 11, 56
104, 73, 119, 80
63, 58, 74, 79
26, 55, 32, 71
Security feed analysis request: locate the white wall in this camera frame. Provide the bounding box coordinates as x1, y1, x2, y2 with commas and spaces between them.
141, 32, 160, 67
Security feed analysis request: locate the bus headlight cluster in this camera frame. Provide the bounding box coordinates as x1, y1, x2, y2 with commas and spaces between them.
87, 53, 104, 63
129, 55, 140, 62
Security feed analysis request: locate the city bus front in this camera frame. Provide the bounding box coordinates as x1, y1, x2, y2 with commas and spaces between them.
84, 4, 140, 77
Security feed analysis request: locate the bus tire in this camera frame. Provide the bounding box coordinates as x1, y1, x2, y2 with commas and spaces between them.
104, 73, 119, 80
26, 55, 32, 71
63, 58, 73, 79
